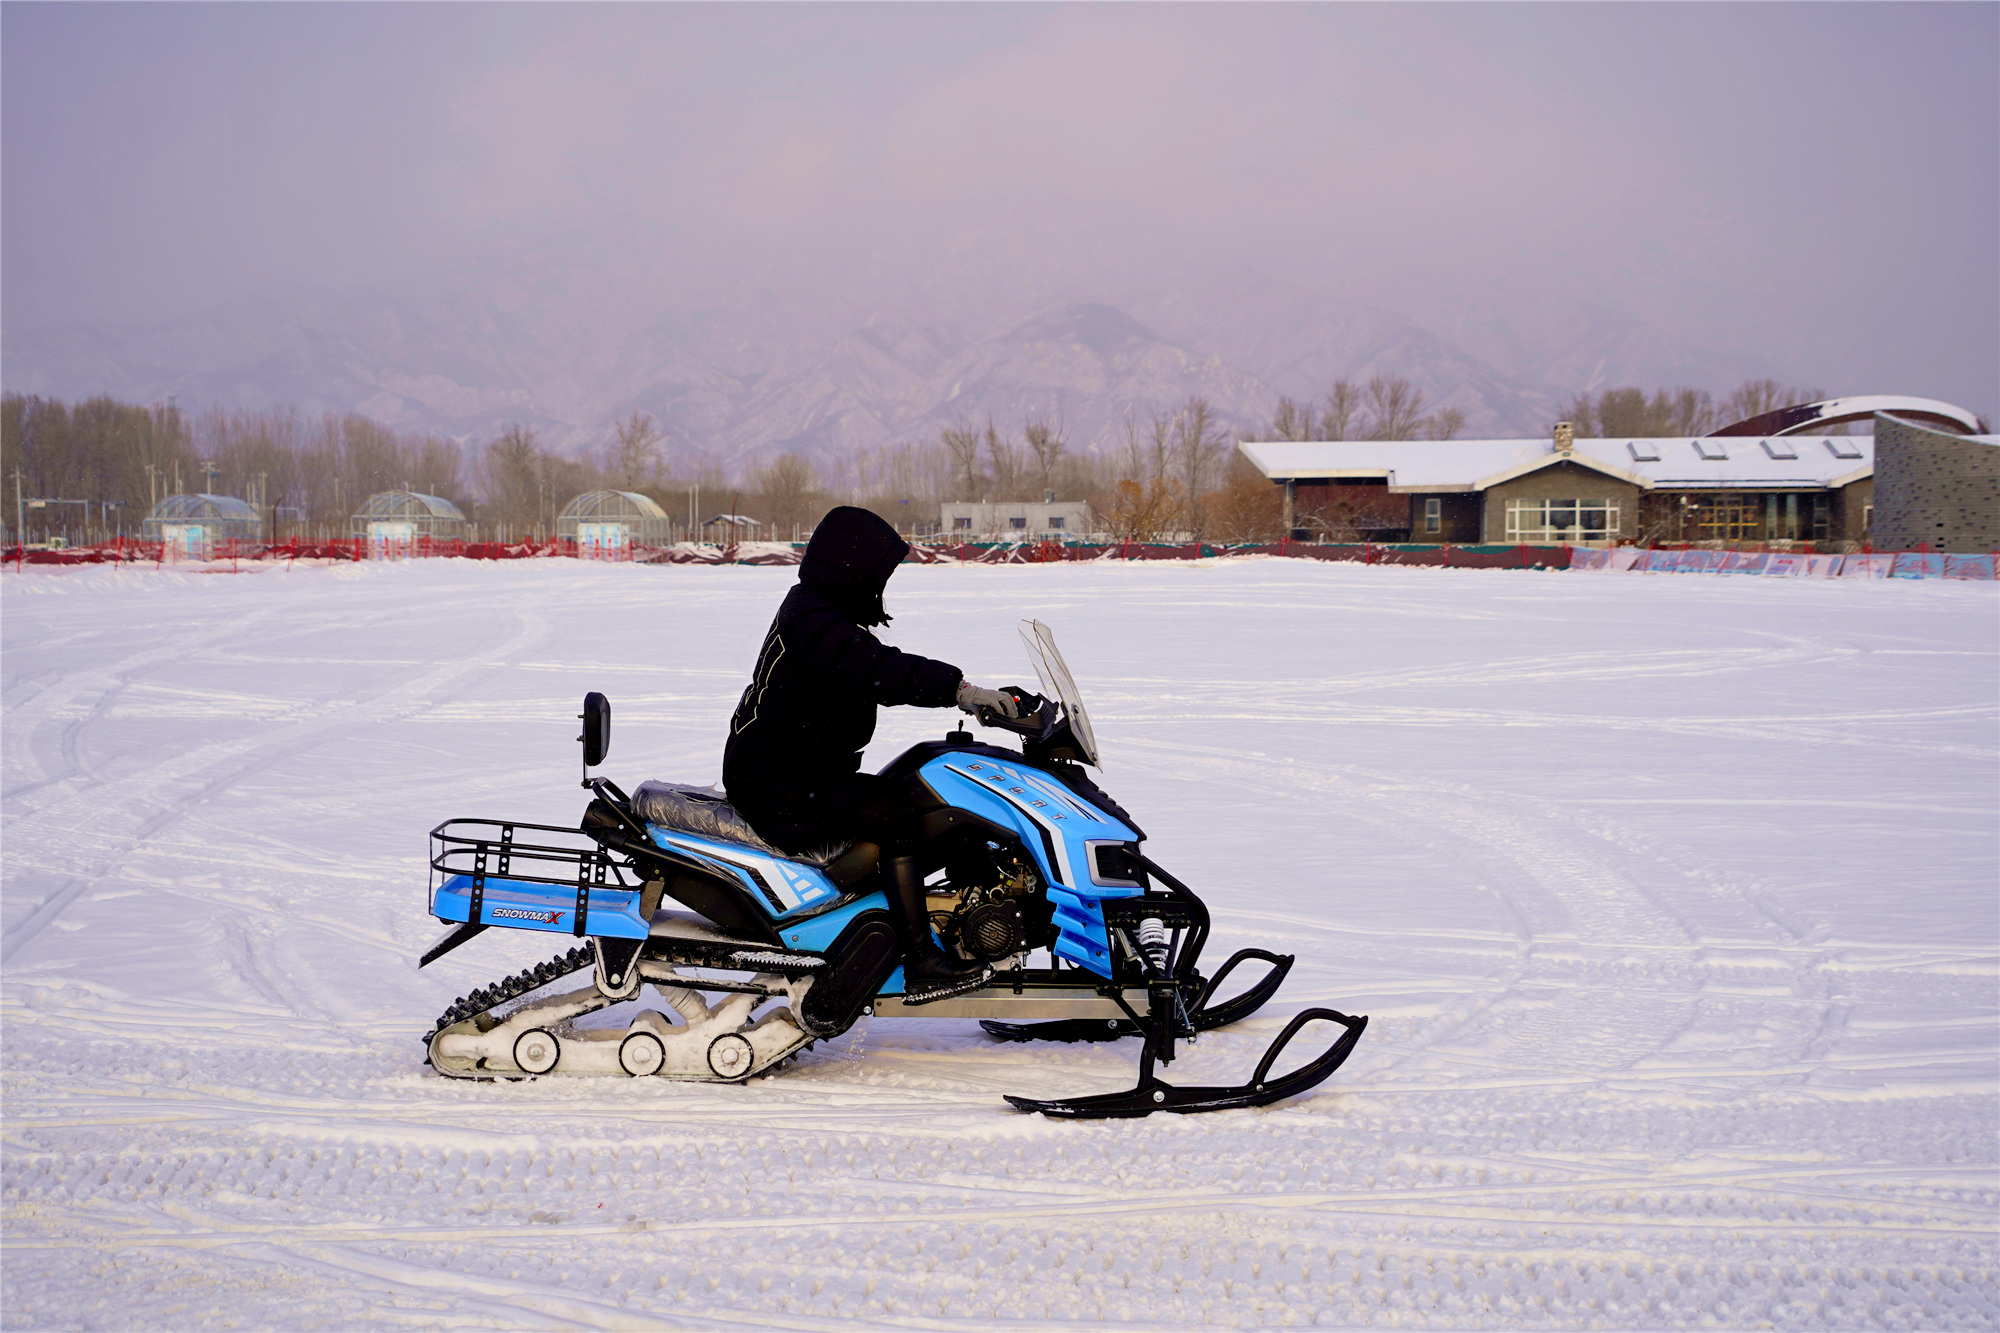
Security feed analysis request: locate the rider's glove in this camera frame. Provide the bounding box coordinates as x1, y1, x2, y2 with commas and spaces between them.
956, 679, 1021, 720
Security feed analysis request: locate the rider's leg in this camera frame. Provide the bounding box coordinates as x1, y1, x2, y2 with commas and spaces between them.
882, 850, 990, 999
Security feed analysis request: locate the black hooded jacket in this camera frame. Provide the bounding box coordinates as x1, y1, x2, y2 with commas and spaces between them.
722, 507, 962, 839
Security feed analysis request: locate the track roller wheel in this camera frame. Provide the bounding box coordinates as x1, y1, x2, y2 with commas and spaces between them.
513, 1027, 560, 1075
707, 1032, 754, 1079
619, 1030, 667, 1077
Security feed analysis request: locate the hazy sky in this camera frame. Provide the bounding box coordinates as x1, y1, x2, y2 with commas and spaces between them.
5, 2, 1995, 413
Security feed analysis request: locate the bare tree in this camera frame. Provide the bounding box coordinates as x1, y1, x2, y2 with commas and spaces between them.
1557, 390, 1598, 438
1264, 397, 1317, 441
1666, 388, 1719, 437
1170, 397, 1227, 540
1423, 406, 1468, 440
1596, 388, 1670, 437
1023, 418, 1066, 496
939, 424, 982, 500
1720, 379, 1824, 426
1561, 380, 1817, 438
1104, 414, 1182, 541
1208, 449, 1285, 542
1323, 381, 1362, 440
1364, 376, 1428, 440
480, 424, 544, 533
753, 452, 819, 536
613, 412, 663, 491
985, 421, 1026, 501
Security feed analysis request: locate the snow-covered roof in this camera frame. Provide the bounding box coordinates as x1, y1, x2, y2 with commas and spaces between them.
1238, 436, 1879, 493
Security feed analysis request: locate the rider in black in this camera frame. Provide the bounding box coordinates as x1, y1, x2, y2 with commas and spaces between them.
723, 505, 1018, 1000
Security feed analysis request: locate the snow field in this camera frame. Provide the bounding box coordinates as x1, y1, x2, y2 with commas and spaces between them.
3, 557, 1996, 1329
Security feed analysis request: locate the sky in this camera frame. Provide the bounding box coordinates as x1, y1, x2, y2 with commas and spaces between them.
4, 2, 1996, 416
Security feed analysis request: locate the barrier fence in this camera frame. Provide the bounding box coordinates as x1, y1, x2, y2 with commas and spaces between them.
5, 535, 1993, 580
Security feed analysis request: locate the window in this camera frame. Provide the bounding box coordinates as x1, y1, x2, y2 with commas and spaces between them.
1760, 439, 1798, 460
1047, 516, 1065, 530
1423, 498, 1441, 534
1628, 441, 1661, 462
953, 516, 973, 531
1695, 495, 1762, 542
1693, 440, 1729, 461
1009, 516, 1027, 530
1504, 498, 1618, 544
1765, 493, 1800, 541
1826, 438, 1864, 460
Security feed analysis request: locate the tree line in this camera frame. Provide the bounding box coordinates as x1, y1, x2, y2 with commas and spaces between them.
1558, 379, 1827, 438
2, 374, 1837, 547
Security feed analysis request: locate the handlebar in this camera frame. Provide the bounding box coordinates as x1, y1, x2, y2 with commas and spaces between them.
976, 689, 1059, 742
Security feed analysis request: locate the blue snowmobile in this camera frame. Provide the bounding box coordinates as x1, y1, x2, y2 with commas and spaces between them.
419, 621, 1366, 1117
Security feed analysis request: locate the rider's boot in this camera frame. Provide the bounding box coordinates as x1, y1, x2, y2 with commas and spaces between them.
884, 853, 991, 1003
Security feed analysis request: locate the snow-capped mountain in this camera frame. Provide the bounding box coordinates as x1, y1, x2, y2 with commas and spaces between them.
2, 260, 1782, 465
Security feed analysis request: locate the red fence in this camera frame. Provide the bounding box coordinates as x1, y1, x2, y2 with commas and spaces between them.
21, 537, 1944, 575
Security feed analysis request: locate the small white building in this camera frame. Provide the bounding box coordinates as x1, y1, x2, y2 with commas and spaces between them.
938, 500, 1090, 539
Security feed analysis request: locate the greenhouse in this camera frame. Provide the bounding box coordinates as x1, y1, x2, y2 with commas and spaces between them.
347, 490, 469, 546
142, 493, 264, 553
557, 490, 677, 553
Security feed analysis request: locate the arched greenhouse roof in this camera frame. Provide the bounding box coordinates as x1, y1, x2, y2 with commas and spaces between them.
558, 490, 670, 521
351, 490, 468, 522
146, 493, 261, 523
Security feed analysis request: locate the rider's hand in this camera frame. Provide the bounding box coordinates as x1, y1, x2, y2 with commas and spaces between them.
956, 679, 1021, 720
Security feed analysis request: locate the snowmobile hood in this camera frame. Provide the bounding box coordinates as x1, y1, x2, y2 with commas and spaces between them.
799, 506, 909, 627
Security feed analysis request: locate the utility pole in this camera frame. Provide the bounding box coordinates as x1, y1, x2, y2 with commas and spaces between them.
13, 469, 22, 549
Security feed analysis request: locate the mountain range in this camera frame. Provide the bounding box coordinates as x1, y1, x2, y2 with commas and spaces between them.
2, 259, 1784, 469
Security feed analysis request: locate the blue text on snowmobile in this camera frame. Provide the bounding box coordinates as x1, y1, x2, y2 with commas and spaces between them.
418, 513, 1365, 1116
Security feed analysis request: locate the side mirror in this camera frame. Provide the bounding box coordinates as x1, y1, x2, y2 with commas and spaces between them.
580, 692, 610, 769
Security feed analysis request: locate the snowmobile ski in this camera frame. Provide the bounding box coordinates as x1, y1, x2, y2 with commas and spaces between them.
1002, 1007, 1369, 1119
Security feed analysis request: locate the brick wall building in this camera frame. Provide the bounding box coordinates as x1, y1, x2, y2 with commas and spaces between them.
1870, 413, 2000, 552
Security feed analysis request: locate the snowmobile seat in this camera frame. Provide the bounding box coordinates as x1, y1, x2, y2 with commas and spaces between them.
631, 780, 864, 876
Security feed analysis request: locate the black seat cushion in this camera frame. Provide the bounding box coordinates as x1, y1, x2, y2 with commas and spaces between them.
632, 781, 849, 868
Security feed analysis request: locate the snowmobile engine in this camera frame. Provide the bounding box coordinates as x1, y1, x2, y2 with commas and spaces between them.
958, 898, 1028, 961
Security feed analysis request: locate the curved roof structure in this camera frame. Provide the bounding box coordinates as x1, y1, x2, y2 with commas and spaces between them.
352, 490, 467, 522
558, 490, 670, 521
146, 493, 260, 524
1709, 395, 1983, 438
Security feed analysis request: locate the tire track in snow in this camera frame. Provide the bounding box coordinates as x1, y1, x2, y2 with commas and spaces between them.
0, 591, 548, 963
1119, 737, 1881, 1096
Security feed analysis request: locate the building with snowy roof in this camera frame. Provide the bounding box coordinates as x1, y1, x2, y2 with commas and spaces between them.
1240, 433, 1877, 546
142, 493, 264, 547
557, 490, 676, 550
699, 514, 762, 540
346, 490, 468, 543
1239, 396, 1990, 548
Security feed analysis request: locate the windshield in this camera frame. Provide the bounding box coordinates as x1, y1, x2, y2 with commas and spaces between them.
1018, 620, 1101, 768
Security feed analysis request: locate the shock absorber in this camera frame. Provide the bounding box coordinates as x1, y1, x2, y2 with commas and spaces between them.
1137, 917, 1172, 976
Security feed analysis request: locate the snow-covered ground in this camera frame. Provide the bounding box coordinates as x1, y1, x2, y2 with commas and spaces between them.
4, 557, 1995, 1330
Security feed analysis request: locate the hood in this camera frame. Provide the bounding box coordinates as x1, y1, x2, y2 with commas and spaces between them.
799, 506, 910, 626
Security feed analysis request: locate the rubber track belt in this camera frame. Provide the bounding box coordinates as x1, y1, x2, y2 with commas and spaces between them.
421, 945, 595, 1047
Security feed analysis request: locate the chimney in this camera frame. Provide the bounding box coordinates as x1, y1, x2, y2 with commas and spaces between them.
1554, 421, 1574, 454
1044, 489, 1055, 504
